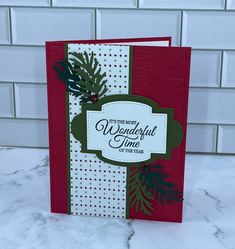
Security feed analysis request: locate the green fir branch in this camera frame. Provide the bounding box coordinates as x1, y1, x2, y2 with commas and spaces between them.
139, 164, 183, 205
128, 164, 183, 216
53, 51, 108, 103
129, 166, 154, 216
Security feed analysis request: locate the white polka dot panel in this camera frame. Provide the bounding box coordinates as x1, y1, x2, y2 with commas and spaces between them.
68, 44, 130, 218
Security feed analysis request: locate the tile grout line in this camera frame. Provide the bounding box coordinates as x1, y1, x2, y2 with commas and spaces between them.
0, 44, 45, 48
2, 44, 235, 52
190, 85, 235, 90
192, 48, 235, 51
94, 8, 97, 39
0, 117, 48, 121
4, 43, 233, 51
12, 83, 17, 118
219, 50, 224, 87
188, 122, 235, 126
0, 116, 235, 127
0, 145, 49, 149
8, 7, 13, 44
179, 10, 184, 46
215, 125, 219, 153
137, 0, 140, 8
225, 0, 228, 9
0, 6, 234, 11
0, 81, 46, 84
96, 9, 100, 39
2, 81, 235, 90
186, 151, 235, 156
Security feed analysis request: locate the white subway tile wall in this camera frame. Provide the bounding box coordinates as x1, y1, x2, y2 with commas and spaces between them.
218, 125, 235, 153
52, 0, 137, 8
11, 8, 95, 45
139, 0, 225, 9
0, 119, 48, 147
188, 88, 235, 124
97, 10, 181, 45
186, 124, 217, 153
0, 46, 46, 82
0, 83, 14, 117
0, 1, 234, 154
227, 0, 235, 9
14, 84, 48, 119
222, 51, 235, 87
0, 1, 50, 6
0, 8, 10, 44
182, 11, 235, 49
190, 50, 222, 87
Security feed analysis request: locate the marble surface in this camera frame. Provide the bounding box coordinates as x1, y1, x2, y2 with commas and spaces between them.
0, 147, 234, 249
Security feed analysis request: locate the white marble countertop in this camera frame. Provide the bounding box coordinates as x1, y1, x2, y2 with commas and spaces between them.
0, 147, 234, 249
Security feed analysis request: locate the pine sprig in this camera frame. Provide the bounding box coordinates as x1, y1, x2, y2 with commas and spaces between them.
139, 164, 183, 205
54, 51, 108, 103
129, 164, 183, 216
129, 167, 154, 215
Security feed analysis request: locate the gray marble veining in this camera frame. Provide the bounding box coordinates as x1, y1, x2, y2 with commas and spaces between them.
0, 148, 234, 249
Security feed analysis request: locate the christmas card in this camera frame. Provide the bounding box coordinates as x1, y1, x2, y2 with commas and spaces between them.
46, 37, 191, 222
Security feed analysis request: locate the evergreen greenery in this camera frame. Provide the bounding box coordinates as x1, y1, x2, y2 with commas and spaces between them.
129, 164, 183, 215
54, 51, 108, 103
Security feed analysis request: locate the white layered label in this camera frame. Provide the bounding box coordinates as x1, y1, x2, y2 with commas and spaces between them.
87, 101, 168, 163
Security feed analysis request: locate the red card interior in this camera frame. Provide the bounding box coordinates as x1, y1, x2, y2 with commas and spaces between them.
46, 36, 171, 46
